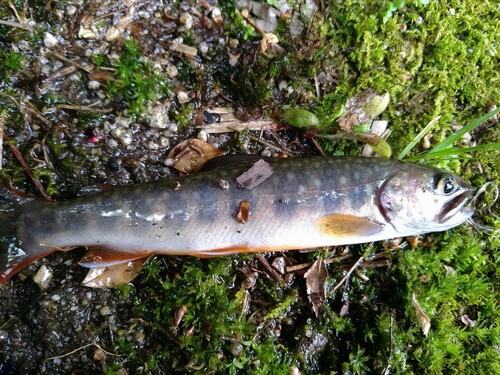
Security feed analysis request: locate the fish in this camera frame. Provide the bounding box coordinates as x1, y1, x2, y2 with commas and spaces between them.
0, 156, 474, 285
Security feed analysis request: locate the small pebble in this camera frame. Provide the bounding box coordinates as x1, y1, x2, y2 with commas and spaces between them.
197, 129, 208, 142
179, 12, 193, 29
199, 41, 209, 54
100, 306, 111, 316
230, 342, 244, 356
107, 139, 119, 148
168, 123, 178, 132
166, 65, 178, 78
44, 32, 58, 48
159, 136, 170, 148
88, 80, 100, 89
147, 141, 159, 150
261, 148, 272, 157
177, 91, 190, 104
51, 294, 61, 302
66, 5, 77, 16
228, 38, 239, 49
271, 257, 286, 274
164, 158, 175, 166
33, 265, 53, 290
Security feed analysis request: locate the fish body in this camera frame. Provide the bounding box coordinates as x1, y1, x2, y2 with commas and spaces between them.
0, 156, 473, 283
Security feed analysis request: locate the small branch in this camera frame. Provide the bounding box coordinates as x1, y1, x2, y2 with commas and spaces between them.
336, 259, 389, 270
56, 104, 114, 113
0, 118, 3, 170
286, 253, 353, 273
329, 256, 364, 296
9, 145, 51, 201
311, 137, 326, 156
45, 342, 123, 361
232, 128, 294, 156
240, 9, 266, 37
47, 51, 94, 74
257, 254, 284, 284
0, 19, 32, 31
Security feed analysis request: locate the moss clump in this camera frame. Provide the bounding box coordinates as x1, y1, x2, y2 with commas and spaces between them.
114, 257, 296, 373
106, 40, 170, 119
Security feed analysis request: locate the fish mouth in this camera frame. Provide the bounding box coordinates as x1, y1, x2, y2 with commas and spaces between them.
437, 190, 473, 224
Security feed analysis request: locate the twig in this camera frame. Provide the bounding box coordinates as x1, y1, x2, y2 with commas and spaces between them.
0, 19, 32, 31
0, 318, 14, 330
257, 254, 284, 284
0, 118, 3, 170
381, 312, 394, 375
329, 256, 364, 296
311, 137, 326, 156
56, 104, 114, 113
286, 253, 352, 273
45, 342, 123, 361
47, 51, 93, 74
8, 1, 24, 24
233, 129, 293, 156
7, 95, 52, 130
336, 259, 389, 270
240, 9, 266, 37
9, 145, 52, 201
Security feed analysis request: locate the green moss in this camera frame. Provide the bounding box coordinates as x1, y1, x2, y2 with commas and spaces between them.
0, 49, 23, 80
106, 39, 170, 119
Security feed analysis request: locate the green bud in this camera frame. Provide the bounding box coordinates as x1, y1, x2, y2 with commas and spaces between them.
363, 92, 390, 117
282, 109, 320, 127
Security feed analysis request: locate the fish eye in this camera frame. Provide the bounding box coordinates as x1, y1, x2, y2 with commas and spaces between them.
438, 176, 456, 195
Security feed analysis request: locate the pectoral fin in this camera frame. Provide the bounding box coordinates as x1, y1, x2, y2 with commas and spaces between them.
79, 247, 150, 268
316, 214, 384, 238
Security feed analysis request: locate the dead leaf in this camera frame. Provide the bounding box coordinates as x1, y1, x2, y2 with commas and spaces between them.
460, 314, 476, 327
407, 235, 437, 248
339, 301, 350, 317
304, 258, 328, 318
81, 258, 148, 288
236, 159, 274, 189
170, 41, 198, 58
173, 305, 188, 327
337, 89, 390, 131
411, 293, 431, 337
167, 139, 223, 173
236, 200, 250, 223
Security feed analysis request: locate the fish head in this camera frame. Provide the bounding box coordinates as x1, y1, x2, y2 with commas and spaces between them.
377, 164, 474, 234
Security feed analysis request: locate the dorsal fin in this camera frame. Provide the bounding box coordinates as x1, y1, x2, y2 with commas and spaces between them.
200, 155, 266, 173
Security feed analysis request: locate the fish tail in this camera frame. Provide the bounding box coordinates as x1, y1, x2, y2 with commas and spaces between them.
0, 186, 52, 282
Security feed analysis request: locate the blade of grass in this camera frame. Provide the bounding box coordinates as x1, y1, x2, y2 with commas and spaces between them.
398, 115, 441, 160
405, 143, 500, 162
428, 107, 500, 154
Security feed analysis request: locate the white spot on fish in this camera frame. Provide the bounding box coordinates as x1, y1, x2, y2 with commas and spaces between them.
167, 209, 191, 221
101, 209, 124, 217
100, 209, 131, 219
324, 191, 345, 198
135, 212, 166, 222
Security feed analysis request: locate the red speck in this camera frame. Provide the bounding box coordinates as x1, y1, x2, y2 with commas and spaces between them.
88, 135, 99, 143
